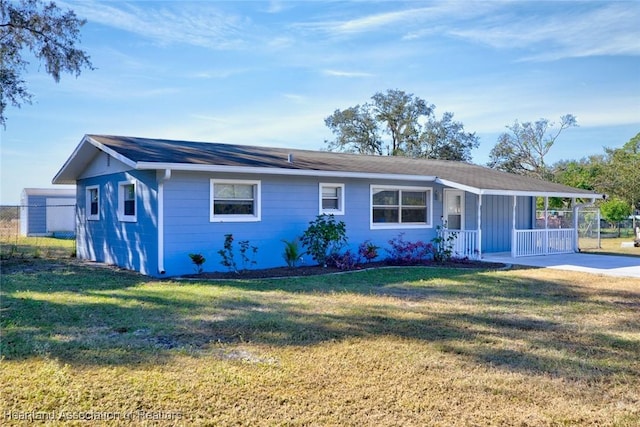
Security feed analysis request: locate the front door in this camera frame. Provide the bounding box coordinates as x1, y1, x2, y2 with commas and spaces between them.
445, 190, 464, 230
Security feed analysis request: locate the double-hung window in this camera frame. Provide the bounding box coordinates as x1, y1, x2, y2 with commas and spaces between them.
371, 185, 432, 228
210, 179, 261, 222
319, 183, 345, 215
86, 186, 100, 221
118, 181, 137, 222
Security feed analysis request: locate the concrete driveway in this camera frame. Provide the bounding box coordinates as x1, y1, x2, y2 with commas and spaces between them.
482, 252, 640, 279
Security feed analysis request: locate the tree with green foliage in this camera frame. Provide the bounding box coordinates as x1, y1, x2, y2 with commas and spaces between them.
488, 114, 577, 180
1, 0, 93, 127
600, 198, 631, 237
601, 133, 640, 216
551, 155, 606, 192
370, 89, 432, 155
324, 104, 382, 155
404, 111, 480, 161
325, 89, 479, 161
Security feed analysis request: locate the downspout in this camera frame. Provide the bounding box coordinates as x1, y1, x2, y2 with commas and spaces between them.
157, 169, 171, 274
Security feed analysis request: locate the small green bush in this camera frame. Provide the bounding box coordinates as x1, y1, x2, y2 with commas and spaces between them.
218, 234, 258, 274
188, 253, 206, 273
282, 238, 303, 268
300, 214, 347, 267
431, 226, 458, 263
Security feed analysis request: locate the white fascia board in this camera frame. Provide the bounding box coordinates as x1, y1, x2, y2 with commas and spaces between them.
52, 135, 93, 184
435, 178, 482, 194
135, 162, 438, 182
85, 135, 137, 169
478, 189, 601, 199
52, 135, 137, 184
23, 188, 76, 196
435, 178, 600, 199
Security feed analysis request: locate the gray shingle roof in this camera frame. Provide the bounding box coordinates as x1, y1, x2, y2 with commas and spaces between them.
54, 134, 601, 198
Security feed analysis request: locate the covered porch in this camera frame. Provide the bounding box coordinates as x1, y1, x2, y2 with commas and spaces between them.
435, 178, 601, 260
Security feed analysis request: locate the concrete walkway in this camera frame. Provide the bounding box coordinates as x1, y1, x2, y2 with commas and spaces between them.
482, 252, 640, 279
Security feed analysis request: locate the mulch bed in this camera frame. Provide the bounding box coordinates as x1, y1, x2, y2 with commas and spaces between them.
182, 259, 507, 280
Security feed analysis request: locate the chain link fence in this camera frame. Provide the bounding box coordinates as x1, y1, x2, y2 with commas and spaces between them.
0, 204, 76, 259
535, 207, 601, 250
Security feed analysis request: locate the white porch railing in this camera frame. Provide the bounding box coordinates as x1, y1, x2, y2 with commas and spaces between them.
513, 229, 575, 257
442, 229, 479, 260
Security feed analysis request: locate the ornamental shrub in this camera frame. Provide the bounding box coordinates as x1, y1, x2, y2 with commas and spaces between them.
282, 238, 303, 268
188, 253, 206, 273
300, 214, 347, 267
329, 250, 360, 271
386, 233, 433, 264
218, 234, 258, 273
358, 240, 379, 264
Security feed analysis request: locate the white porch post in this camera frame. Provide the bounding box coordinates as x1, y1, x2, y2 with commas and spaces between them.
572, 198, 578, 252
597, 207, 602, 249
511, 195, 517, 257
544, 196, 549, 255
477, 194, 482, 259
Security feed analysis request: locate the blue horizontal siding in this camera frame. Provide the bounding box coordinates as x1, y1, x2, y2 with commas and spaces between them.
75, 166, 538, 277
76, 170, 158, 275
162, 172, 444, 276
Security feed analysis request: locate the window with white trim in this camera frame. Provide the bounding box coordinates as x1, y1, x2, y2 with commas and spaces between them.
210, 179, 261, 222
371, 185, 432, 228
118, 181, 137, 222
319, 183, 345, 215
86, 185, 100, 221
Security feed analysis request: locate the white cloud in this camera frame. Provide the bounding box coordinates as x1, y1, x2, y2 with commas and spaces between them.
188, 68, 252, 79
449, 3, 640, 61
66, 1, 251, 50
294, 2, 495, 37
322, 69, 374, 78
282, 93, 307, 103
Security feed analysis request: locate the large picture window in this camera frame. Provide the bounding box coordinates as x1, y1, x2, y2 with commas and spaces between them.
371, 185, 432, 228
86, 185, 100, 221
210, 179, 261, 222
118, 181, 137, 222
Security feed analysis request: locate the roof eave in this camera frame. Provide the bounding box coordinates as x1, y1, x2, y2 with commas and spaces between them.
52, 135, 137, 185
436, 178, 601, 199
479, 189, 601, 199
135, 161, 439, 182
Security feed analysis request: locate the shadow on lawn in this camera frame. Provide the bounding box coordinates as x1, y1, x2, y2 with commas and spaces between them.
1, 258, 639, 382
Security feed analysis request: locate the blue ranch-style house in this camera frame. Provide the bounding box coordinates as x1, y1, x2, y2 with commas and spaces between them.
53, 135, 602, 277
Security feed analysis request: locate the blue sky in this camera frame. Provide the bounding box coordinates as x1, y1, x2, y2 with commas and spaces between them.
1, 0, 639, 204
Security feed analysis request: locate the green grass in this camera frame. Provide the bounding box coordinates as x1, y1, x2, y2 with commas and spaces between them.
0, 235, 76, 260
581, 236, 640, 257
1, 254, 639, 425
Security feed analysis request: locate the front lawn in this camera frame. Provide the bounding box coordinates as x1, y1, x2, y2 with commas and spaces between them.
1, 257, 639, 425
581, 236, 640, 257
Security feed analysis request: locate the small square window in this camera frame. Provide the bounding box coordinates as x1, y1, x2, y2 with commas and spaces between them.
118, 181, 137, 222
319, 183, 345, 215
86, 186, 99, 221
